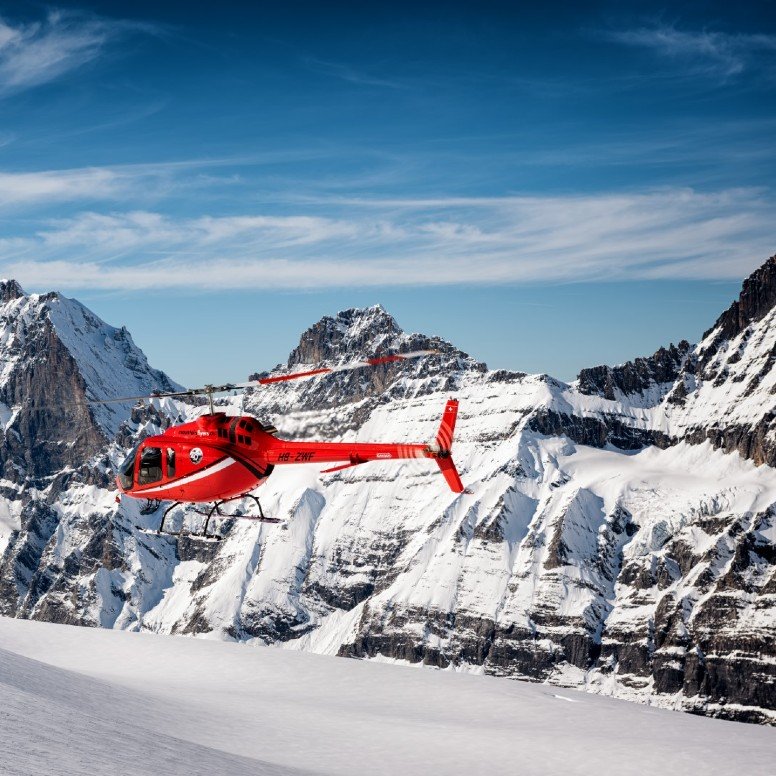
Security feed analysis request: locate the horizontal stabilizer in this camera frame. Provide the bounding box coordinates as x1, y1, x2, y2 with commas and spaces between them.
321, 458, 366, 473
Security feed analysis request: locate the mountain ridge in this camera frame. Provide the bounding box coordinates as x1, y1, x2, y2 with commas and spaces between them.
0, 255, 774, 725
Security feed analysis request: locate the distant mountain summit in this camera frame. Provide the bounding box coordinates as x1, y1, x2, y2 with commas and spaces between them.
0, 281, 178, 481
247, 303, 486, 426
287, 304, 405, 364
0, 256, 775, 725
286, 303, 483, 369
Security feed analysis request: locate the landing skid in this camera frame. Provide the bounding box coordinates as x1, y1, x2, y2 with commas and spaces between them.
154, 494, 281, 540
202, 494, 282, 538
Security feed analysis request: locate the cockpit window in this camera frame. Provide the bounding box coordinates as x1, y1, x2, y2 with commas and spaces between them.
138, 446, 163, 485
166, 448, 176, 478
117, 444, 139, 490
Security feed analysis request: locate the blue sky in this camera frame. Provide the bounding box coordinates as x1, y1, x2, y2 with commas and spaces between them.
0, 1, 774, 385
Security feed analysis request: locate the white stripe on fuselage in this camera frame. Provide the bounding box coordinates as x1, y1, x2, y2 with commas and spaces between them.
134, 456, 238, 497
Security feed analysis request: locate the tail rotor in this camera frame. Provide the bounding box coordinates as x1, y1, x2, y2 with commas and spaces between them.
429, 399, 465, 493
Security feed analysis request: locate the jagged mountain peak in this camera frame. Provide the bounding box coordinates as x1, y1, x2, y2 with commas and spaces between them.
574, 253, 776, 405
286, 304, 483, 373
287, 305, 403, 365
0, 279, 25, 303
338, 302, 394, 320
0, 284, 180, 480
245, 305, 486, 430
705, 253, 776, 342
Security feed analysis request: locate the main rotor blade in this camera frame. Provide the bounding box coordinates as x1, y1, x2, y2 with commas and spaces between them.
233, 350, 440, 388
17, 390, 200, 413
20, 350, 440, 412
88, 389, 203, 405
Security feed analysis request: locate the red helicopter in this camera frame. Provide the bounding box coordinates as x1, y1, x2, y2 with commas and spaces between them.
105, 351, 464, 538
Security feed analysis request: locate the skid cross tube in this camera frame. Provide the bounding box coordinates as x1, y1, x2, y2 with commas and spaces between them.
155, 496, 280, 539
157, 501, 183, 534
202, 493, 281, 538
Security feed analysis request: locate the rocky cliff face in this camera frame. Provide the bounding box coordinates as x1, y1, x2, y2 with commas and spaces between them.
0, 281, 180, 619
712, 255, 776, 342
0, 281, 179, 482
577, 341, 692, 400
0, 259, 775, 726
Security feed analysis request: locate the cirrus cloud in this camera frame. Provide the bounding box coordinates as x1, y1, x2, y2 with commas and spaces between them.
0, 8, 155, 96
0, 187, 772, 291
605, 24, 776, 79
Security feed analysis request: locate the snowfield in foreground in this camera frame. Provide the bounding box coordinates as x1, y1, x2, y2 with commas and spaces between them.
0, 618, 773, 776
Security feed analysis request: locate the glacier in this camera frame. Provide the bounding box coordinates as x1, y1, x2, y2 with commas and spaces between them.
1, 616, 774, 776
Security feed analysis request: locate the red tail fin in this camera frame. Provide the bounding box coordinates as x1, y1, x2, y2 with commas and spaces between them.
436, 398, 458, 451
433, 399, 464, 493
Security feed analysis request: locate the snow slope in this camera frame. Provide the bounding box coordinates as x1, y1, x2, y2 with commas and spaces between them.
0, 616, 774, 776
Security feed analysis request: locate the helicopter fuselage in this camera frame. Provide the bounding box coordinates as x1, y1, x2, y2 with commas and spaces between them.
116, 406, 459, 505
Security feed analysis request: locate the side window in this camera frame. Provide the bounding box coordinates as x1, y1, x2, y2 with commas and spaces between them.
166, 448, 176, 478
138, 447, 163, 485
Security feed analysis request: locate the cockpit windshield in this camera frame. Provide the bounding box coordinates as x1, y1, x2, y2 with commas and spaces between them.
117, 444, 139, 490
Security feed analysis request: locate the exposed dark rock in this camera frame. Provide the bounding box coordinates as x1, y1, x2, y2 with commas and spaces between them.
0, 279, 25, 303
577, 341, 691, 400
684, 416, 776, 468
706, 255, 776, 341
529, 408, 673, 451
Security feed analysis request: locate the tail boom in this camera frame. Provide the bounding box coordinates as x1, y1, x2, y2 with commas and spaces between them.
266, 398, 465, 493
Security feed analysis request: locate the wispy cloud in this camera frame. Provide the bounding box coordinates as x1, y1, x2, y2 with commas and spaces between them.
0, 187, 772, 291
0, 8, 152, 95
305, 57, 407, 89
605, 24, 776, 78
0, 168, 123, 205
0, 159, 245, 208
0, 148, 404, 209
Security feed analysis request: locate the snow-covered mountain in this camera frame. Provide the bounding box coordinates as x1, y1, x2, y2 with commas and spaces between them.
0, 280, 179, 480
0, 259, 775, 725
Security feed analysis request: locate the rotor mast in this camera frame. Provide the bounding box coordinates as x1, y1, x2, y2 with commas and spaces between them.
204, 385, 215, 415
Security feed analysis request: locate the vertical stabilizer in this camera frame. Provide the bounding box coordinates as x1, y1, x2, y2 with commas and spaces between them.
433, 399, 464, 493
